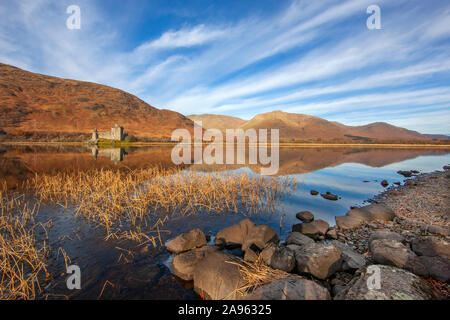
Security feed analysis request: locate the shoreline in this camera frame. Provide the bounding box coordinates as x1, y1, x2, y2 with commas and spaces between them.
334, 168, 449, 297
2, 141, 450, 149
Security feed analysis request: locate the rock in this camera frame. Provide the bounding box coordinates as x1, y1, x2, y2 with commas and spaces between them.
442, 165, 450, 170
261, 243, 295, 272
293, 242, 342, 280
326, 229, 338, 240
397, 170, 413, 177
310, 190, 319, 196
346, 204, 395, 222
369, 230, 405, 244
411, 236, 450, 259
243, 277, 330, 300
331, 241, 367, 271
380, 180, 389, 187
370, 239, 428, 277
214, 219, 255, 248
285, 232, 314, 247
293, 219, 330, 240
321, 192, 338, 201
394, 182, 401, 186
334, 265, 441, 300
295, 211, 314, 223
418, 256, 450, 282
242, 224, 279, 253
405, 180, 416, 186
335, 215, 364, 230
421, 225, 450, 237
193, 251, 245, 300
243, 247, 259, 262
172, 246, 218, 281
166, 228, 207, 254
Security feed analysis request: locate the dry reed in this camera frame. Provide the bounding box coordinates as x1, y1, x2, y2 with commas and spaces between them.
28, 166, 296, 246
228, 255, 301, 297
0, 189, 49, 299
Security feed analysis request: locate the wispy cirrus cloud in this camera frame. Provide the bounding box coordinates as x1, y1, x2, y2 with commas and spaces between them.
0, 0, 448, 133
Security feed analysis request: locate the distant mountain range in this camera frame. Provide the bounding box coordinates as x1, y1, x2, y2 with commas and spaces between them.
189, 111, 431, 142
0, 63, 445, 143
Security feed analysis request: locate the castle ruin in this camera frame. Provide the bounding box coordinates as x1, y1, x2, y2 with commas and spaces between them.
91, 124, 124, 141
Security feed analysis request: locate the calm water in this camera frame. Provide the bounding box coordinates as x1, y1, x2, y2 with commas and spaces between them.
1, 144, 449, 299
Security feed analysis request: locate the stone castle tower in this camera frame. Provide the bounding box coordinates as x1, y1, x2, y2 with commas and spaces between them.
91, 124, 124, 141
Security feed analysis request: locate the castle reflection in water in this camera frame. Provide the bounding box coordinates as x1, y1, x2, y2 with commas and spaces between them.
91, 147, 127, 163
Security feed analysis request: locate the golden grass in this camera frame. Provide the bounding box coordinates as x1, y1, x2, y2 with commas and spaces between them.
0, 189, 49, 299
27, 166, 296, 246
228, 255, 301, 297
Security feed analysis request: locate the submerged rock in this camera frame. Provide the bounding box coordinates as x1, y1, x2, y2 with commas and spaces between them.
310, 190, 319, 196
335, 265, 441, 300
243, 277, 330, 300
321, 192, 338, 201
380, 180, 389, 187
166, 228, 207, 254
397, 170, 413, 177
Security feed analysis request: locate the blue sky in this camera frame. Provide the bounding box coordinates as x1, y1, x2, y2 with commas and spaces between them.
0, 0, 449, 133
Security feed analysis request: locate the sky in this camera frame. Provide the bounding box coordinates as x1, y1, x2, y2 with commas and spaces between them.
0, 0, 449, 134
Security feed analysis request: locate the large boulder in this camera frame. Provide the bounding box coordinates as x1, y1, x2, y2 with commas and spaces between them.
193, 251, 245, 300
241, 225, 279, 253
260, 243, 295, 272
335, 265, 441, 300
331, 241, 367, 271
293, 242, 342, 280
166, 228, 207, 254
418, 256, 450, 282
335, 215, 364, 230
295, 211, 314, 223
285, 232, 314, 247
171, 246, 218, 281
369, 230, 405, 244
370, 239, 428, 277
411, 236, 450, 259
293, 219, 329, 240
243, 277, 330, 300
214, 219, 255, 248
421, 225, 450, 237
346, 204, 395, 222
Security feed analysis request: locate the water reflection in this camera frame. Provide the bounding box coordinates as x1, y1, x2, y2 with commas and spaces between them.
91, 147, 127, 163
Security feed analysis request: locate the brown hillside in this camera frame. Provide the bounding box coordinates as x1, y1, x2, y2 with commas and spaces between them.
195, 110, 430, 142
0, 63, 193, 139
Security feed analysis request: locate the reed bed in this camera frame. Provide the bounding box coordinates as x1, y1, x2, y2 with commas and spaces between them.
0, 190, 49, 299
28, 166, 296, 246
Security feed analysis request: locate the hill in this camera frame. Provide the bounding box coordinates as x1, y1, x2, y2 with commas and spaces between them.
192, 110, 431, 142
0, 63, 193, 140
